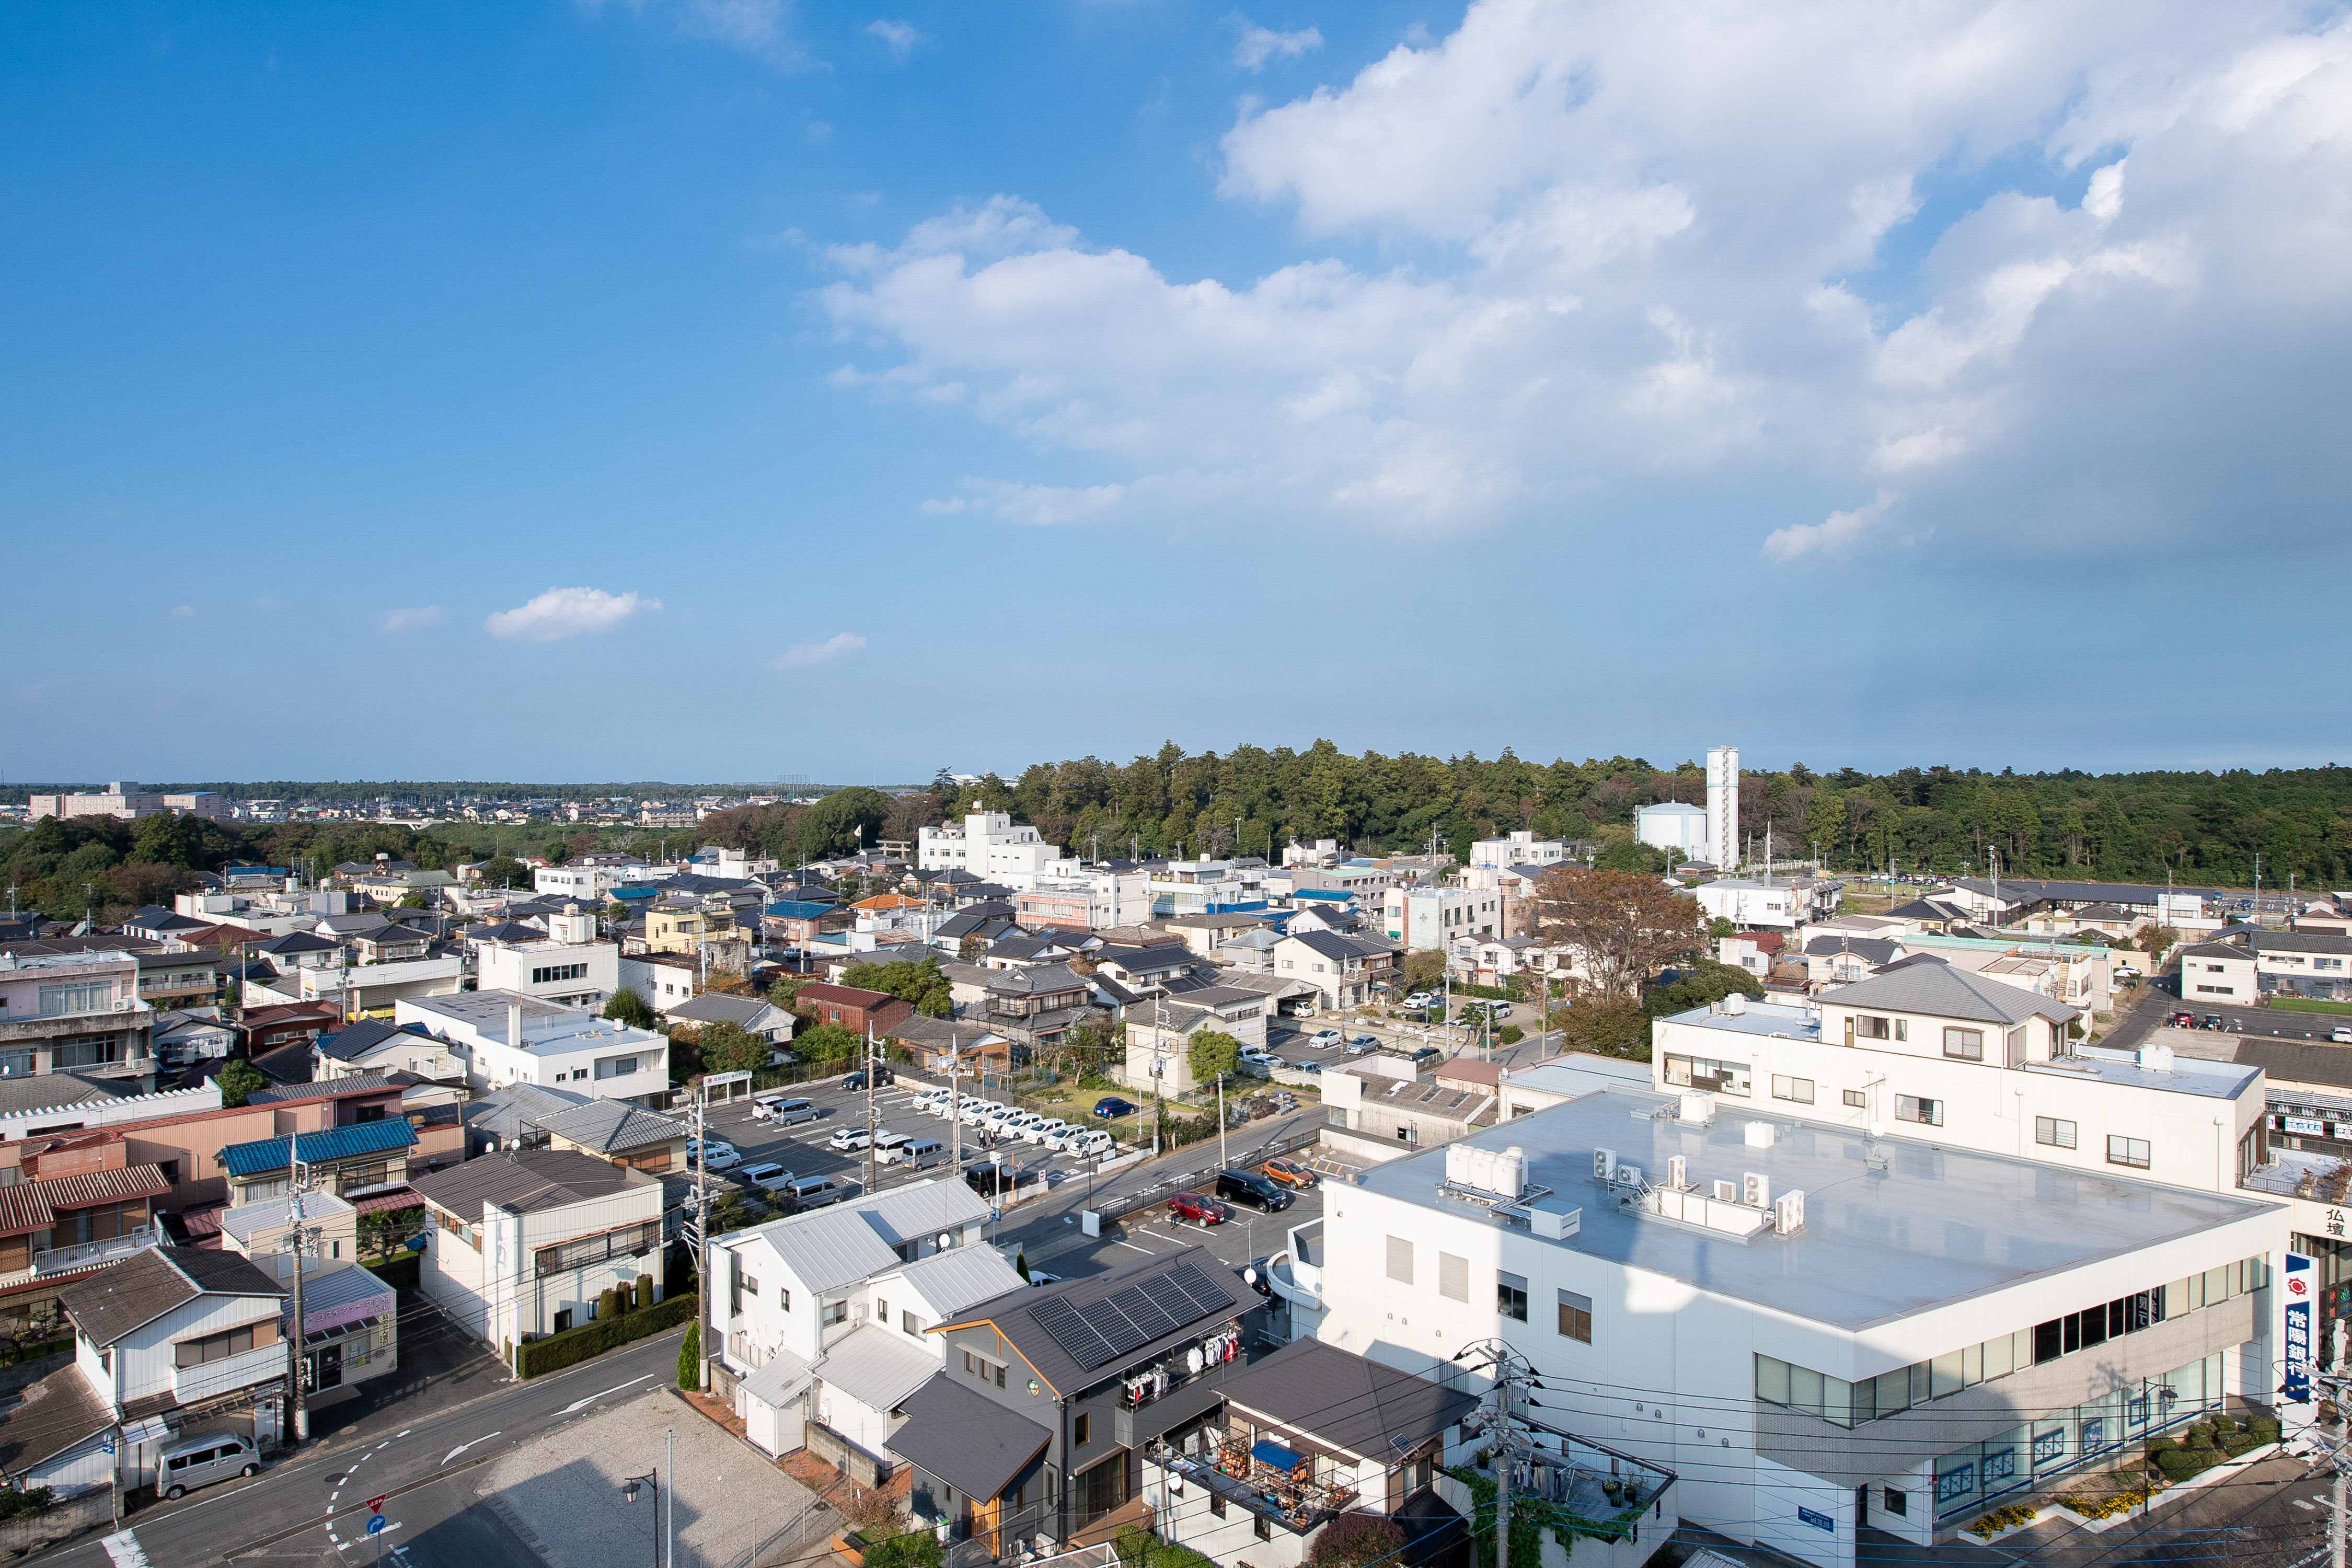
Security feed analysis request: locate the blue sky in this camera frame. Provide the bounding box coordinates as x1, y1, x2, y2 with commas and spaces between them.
4, 1, 2347, 787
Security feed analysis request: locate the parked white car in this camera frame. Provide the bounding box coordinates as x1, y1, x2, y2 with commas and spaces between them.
691, 1139, 741, 1170
1241, 1049, 1285, 1071
1063, 1128, 1115, 1158
828, 1126, 874, 1151
1022, 1117, 1071, 1145
1307, 1029, 1343, 1049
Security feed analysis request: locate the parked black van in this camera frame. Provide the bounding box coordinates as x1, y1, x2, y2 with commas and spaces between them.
1215, 1170, 1294, 1213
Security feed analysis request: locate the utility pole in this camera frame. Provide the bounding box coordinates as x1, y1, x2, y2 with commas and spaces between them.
691, 1088, 711, 1393
864, 1026, 879, 1196
948, 1041, 963, 1179
1217, 1075, 1229, 1172
1450, 1340, 1534, 1568
283, 1134, 313, 1444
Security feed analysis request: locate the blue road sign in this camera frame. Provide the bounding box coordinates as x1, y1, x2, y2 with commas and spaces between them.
367, 1514, 387, 1535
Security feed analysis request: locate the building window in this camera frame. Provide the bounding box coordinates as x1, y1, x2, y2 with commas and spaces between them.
1855, 1015, 1904, 1041
2035, 1117, 2078, 1150
1498, 1272, 1528, 1322
1896, 1096, 1943, 1127
1386, 1236, 1413, 1285
1842, 1090, 1867, 1109
1882, 1489, 1907, 1517
2107, 1136, 2151, 1169
1662, 1053, 1751, 1097
823, 1301, 849, 1326
903, 1310, 921, 1337
1943, 1028, 1984, 1062
1771, 1076, 1815, 1104
995, 1363, 1007, 1388
1075, 1413, 1090, 1446
1558, 1290, 1593, 1343
1254, 1512, 1273, 1542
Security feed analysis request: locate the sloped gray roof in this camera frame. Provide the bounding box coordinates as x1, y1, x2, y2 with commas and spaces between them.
60, 1248, 285, 1349
738, 1180, 992, 1295
412, 1146, 644, 1217
1819, 961, 2077, 1024
0, 1074, 136, 1115
535, 1099, 689, 1155
462, 1082, 596, 1145
815, 1322, 940, 1415
887, 1375, 1052, 1501
1217, 1338, 1479, 1463
0, 1369, 114, 1478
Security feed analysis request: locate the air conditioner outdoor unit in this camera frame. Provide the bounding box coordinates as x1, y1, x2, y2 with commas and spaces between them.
1666, 1155, 1688, 1190
1773, 1190, 1806, 1235
1593, 1148, 1618, 1183
1616, 1165, 1642, 1189
1713, 1179, 1737, 1203
1742, 1171, 1770, 1208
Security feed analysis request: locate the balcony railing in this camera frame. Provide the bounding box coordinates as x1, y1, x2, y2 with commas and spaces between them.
1148, 1435, 1360, 1536
34, 1226, 160, 1277
174, 1342, 289, 1404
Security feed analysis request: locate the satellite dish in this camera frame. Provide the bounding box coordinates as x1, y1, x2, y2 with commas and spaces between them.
937, 1231, 952, 1250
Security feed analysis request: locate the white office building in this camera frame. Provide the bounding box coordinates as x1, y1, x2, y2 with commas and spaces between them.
1469, 831, 1570, 870
469, 906, 619, 1011
916, 812, 1065, 890
393, 991, 670, 1107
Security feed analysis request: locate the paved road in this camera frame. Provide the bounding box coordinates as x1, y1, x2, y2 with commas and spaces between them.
53, 1329, 686, 1568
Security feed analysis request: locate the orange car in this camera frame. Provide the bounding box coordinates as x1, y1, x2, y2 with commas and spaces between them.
1260, 1156, 1318, 1190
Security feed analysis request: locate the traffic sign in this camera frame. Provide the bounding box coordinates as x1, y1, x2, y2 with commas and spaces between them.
367, 1493, 388, 1514
367, 1514, 388, 1536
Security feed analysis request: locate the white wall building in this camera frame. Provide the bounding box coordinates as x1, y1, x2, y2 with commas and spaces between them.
1381, 884, 1500, 951
394, 991, 671, 1106
705, 1182, 1010, 1460
534, 861, 643, 903
1697, 878, 1838, 931
470, 906, 619, 1010
1636, 802, 1712, 860
1303, 1088, 2285, 1568
917, 812, 1065, 890
413, 1147, 666, 1346
1469, 831, 1570, 870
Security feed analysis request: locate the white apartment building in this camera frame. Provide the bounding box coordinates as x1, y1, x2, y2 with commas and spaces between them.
1647, 966, 2268, 1193
470, 906, 619, 1010
28, 782, 233, 823
1298, 1092, 2284, 1568
534, 859, 645, 903
706, 1182, 1012, 1460
394, 991, 670, 1106
413, 1147, 666, 1345
1381, 883, 1500, 951
1697, 878, 1840, 931
1636, 802, 1711, 860
917, 812, 1065, 890
1469, 831, 1570, 869
1144, 859, 1268, 918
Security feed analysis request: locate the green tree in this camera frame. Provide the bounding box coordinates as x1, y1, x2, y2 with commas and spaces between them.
603, 987, 658, 1030
479, 854, 530, 888
841, 958, 953, 1018
794, 1021, 864, 1065
397, 891, 427, 909
1708, 916, 1737, 938
1187, 1030, 1240, 1085
1015, 1249, 1031, 1282
677, 1320, 701, 1389
694, 1022, 773, 1077
1309, 1512, 1408, 1568
1399, 949, 1448, 996
1643, 959, 1764, 1018
216, 1058, 270, 1108
795, 788, 893, 862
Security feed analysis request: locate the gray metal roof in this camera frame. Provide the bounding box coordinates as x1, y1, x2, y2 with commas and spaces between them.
411, 1146, 647, 1217
937, 1243, 1243, 1397
1817, 961, 2078, 1024
816, 1322, 940, 1415
535, 1099, 689, 1154
887, 1374, 1052, 1501
0, 1368, 115, 1478
1359, 1089, 2280, 1332
736, 1180, 994, 1295
1217, 1339, 1479, 1463
891, 1245, 1028, 1319
2254, 930, 2352, 956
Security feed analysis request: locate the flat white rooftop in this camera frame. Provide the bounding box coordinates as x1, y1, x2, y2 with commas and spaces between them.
1358, 1089, 2279, 1331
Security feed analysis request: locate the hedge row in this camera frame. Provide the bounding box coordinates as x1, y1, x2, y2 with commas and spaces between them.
516, 1289, 696, 1378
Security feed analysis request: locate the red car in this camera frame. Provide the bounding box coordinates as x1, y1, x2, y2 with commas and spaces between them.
1167, 1192, 1232, 1226
2169, 1011, 2195, 1028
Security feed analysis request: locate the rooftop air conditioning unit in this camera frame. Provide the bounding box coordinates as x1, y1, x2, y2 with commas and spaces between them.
1666, 1155, 1688, 1190
1616, 1165, 1642, 1189
1773, 1190, 1806, 1235
1713, 1179, 1737, 1203
1593, 1148, 1618, 1184
1742, 1171, 1770, 1208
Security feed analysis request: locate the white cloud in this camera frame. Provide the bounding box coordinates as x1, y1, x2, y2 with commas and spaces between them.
378, 606, 446, 634
866, 19, 924, 61
169, 605, 195, 619
484, 587, 659, 642
818, 1, 2352, 552
770, 631, 868, 668
1233, 18, 1322, 73
580, 0, 809, 68
1763, 491, 1900, 562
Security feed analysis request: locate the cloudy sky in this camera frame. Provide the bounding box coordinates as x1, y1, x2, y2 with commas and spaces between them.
4, 1, 2346, 785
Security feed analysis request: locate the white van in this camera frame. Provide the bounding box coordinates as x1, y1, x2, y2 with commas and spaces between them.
159, 1430, 260, 1500
739, 1162, 794, 1193
752, 1096, 818, 1126
1064, 1128, 1114, 1159
882, 1137, 946, 1168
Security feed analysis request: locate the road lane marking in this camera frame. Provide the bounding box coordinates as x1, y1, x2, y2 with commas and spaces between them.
442, 1431, 501, 1465
1113, 1241, 1157, 1253
562, 1376, 651, 1413
101, 1531, 151, 1567
336, 1521, 402, 1549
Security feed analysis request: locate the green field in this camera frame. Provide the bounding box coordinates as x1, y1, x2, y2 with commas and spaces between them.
2268, 997, 2352, 1017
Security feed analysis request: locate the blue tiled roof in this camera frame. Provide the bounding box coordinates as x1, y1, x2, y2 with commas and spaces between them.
220, 1117, 417, 1177
765, 901, 834, 919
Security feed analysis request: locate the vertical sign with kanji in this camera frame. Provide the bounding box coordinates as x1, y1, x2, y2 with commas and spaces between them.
2284, 1251, 2313, 1404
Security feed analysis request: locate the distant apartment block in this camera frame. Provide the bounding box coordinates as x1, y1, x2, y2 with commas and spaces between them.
26, 782, 234, 823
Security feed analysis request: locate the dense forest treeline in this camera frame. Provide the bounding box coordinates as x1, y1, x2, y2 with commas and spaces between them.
5, 746, 2346, 924
917, 744, 2352, 891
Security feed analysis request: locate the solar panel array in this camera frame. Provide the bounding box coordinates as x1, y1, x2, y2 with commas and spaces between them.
1025, 1261, 1242, 1371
